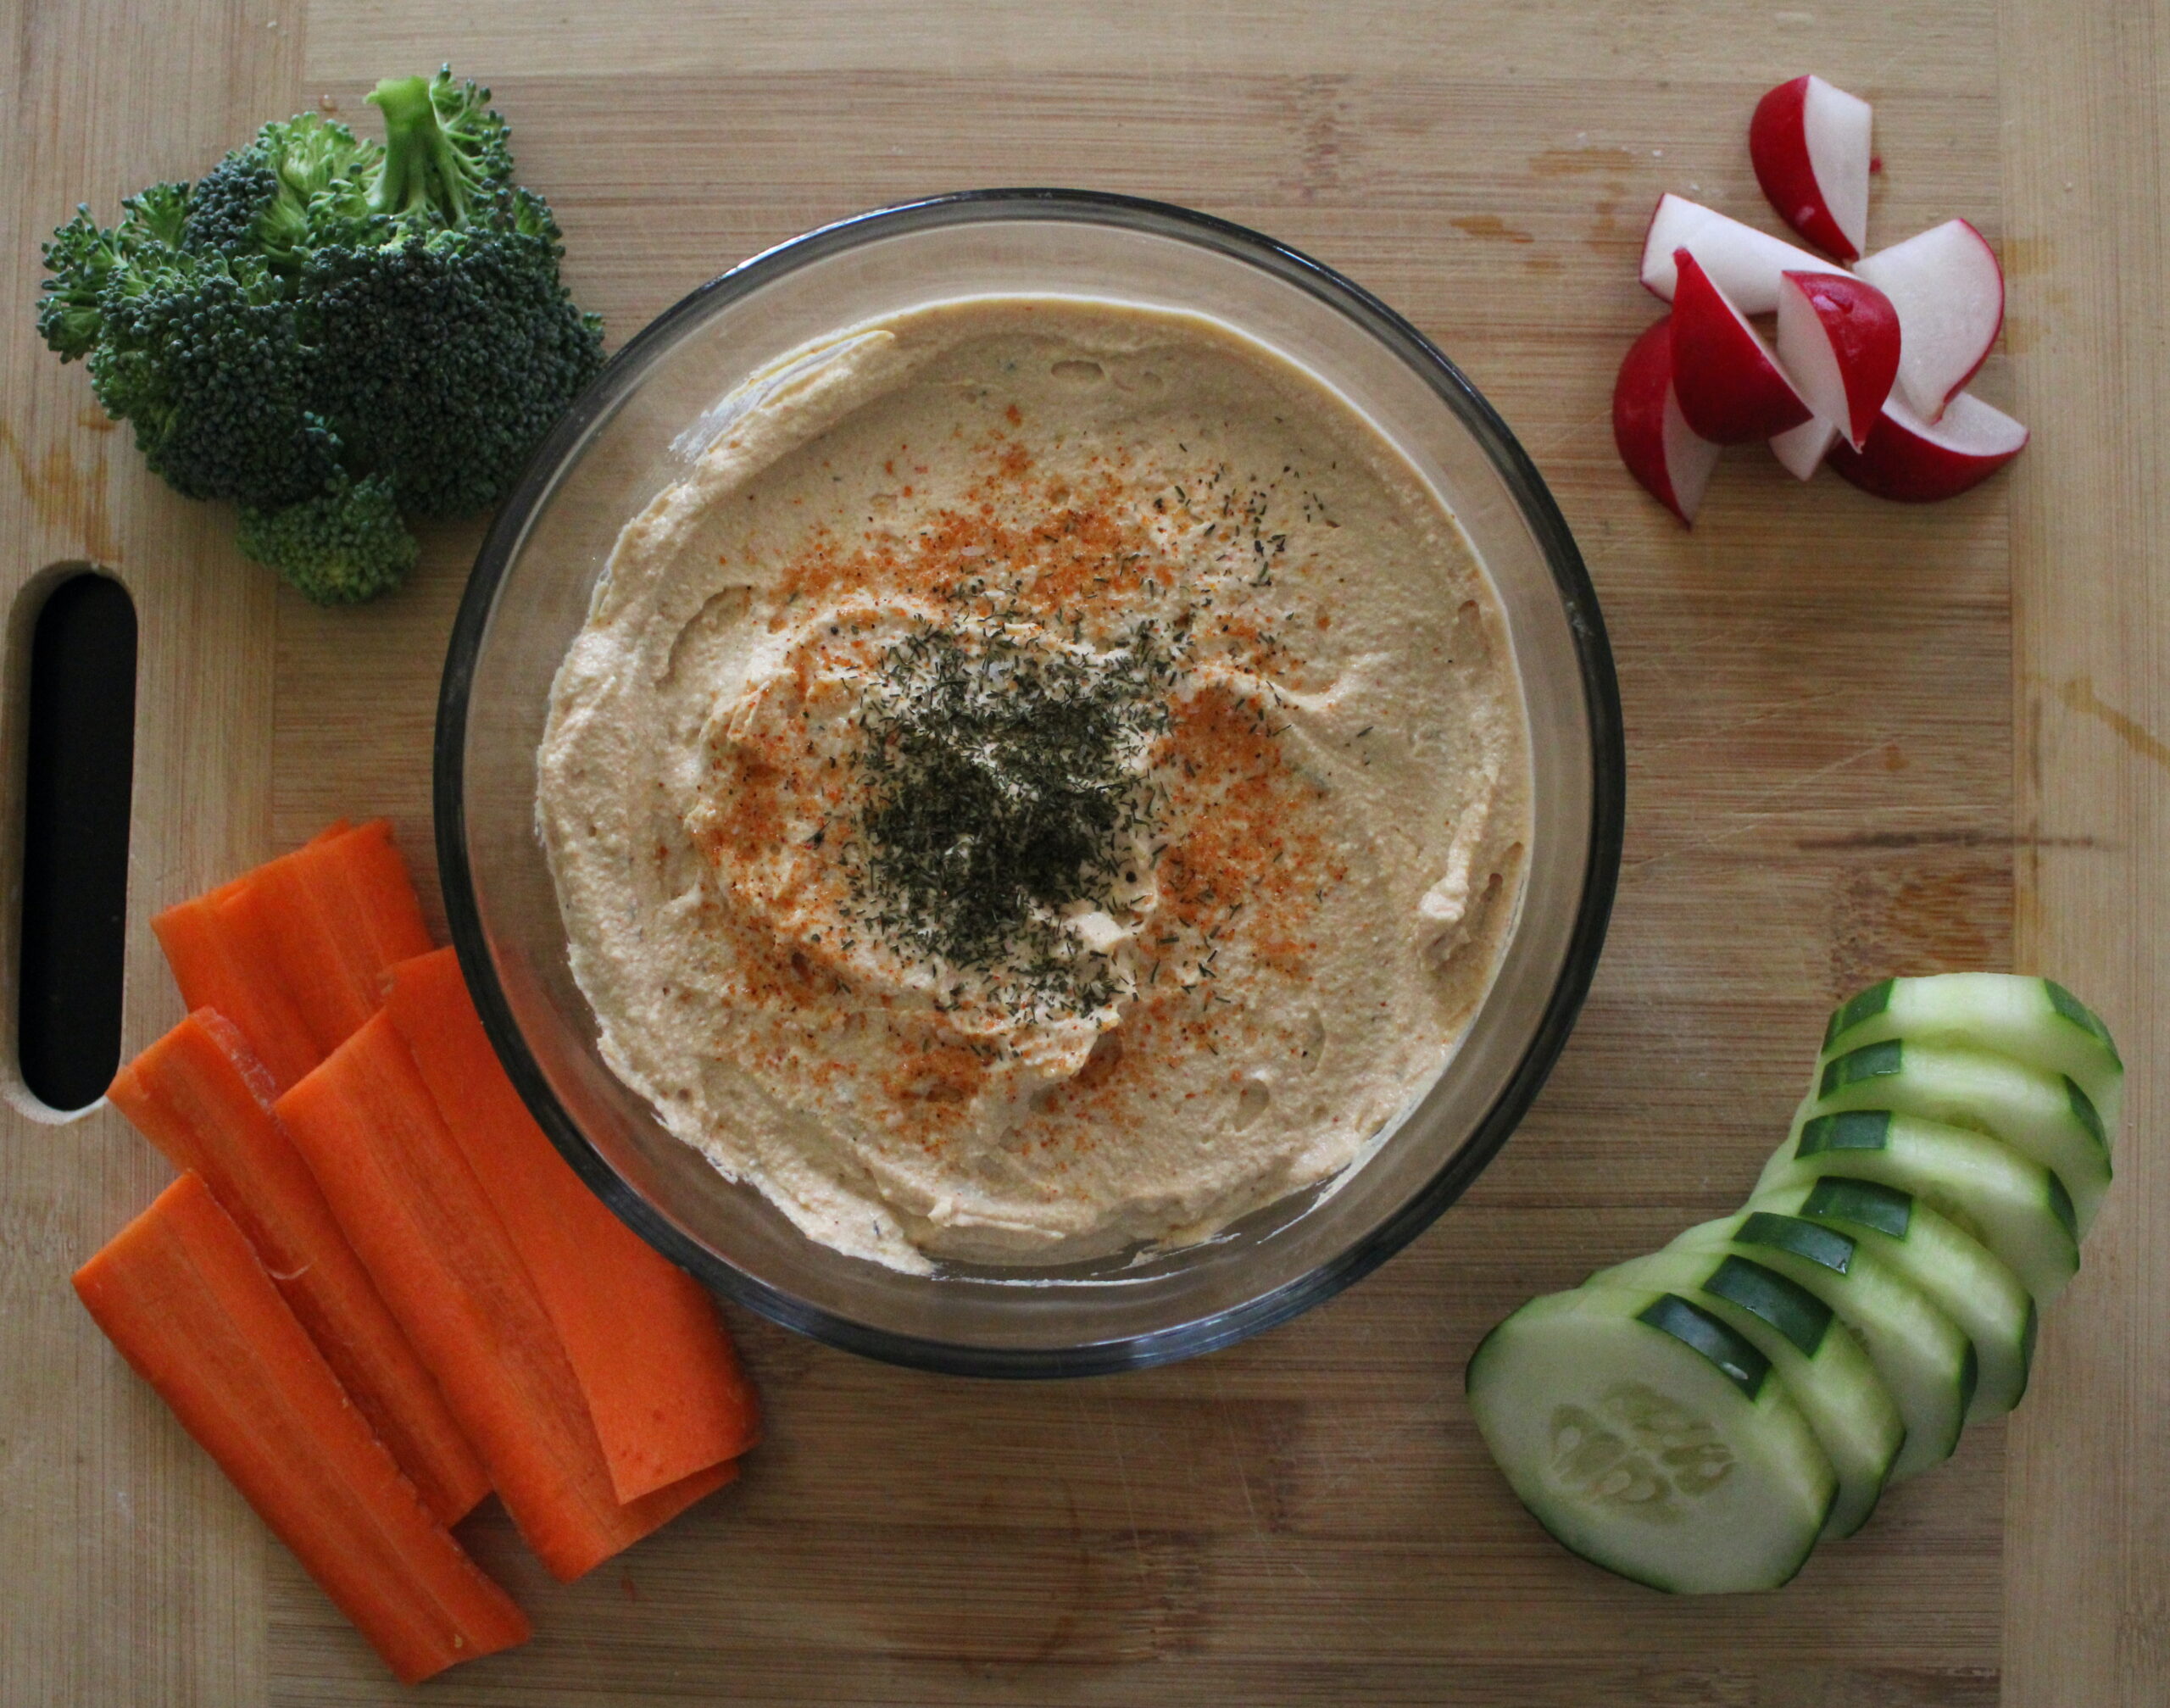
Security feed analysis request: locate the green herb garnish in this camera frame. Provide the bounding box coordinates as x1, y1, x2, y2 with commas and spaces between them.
848, 617, 1173, 1015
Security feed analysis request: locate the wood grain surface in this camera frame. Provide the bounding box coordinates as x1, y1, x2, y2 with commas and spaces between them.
0, 3, 2159, 1704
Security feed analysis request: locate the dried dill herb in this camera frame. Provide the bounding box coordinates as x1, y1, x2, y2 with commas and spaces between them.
849, 620, 1171, 1014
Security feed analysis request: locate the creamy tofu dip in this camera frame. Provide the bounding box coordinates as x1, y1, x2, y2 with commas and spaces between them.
537, 298, 1529, 1272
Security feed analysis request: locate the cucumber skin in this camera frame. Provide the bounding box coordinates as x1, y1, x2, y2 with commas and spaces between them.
1820, 1042, 2110, 1162
1733, 1209, 1858, 1277
1824, 979, 1897, 1051
1670, 1218, 1974, 1479
1755, 1177, 2036, 1420
1806, 1040, 2112, 1237
1636, 1292, 1772, 1399
1820, 973, 2123, 1130
2045, 979, 2121, 1065
1800, 1174, 1912, 1239
1767, 1108, 2080, 1307
1703, 1252, 1835, 1356
1795, 1110, 2077, 1246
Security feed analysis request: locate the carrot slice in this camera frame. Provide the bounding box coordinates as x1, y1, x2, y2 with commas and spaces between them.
74, 1173, 530, 1684
386, 949, 759, 1502
222, 820, 436, 1060
153, 821, 433, 1091
318, 819, 436, 977
107, 1010, 488, 1525
152, 884, 320, 1092
276, 1013, 732, 1581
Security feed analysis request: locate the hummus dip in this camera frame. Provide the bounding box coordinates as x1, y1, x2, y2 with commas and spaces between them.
538, 298, 1529, 1272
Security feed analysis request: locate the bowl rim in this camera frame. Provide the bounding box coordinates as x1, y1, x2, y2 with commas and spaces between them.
435, 186, 1625, 1378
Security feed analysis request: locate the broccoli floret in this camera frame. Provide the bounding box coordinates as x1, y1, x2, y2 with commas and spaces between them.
42, 183, 333, 510
90, 253, 339, 507
38, 183, 193, 358
35, 66, 602, 606
182, 154, 281, 257
192, 113, 382, 264
36, 211, 126, 360
303, 225, 602, 515
237, 475, 419, 604
367, 69, 515, 225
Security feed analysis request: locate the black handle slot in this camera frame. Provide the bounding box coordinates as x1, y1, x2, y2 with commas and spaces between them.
15, 572, 137, 1112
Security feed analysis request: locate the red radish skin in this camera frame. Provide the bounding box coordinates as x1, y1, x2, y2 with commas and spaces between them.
1853, 219, 2006, 420
1775, 270, 1901, 450
1669, 249, 1812, 442
1639, 192, 1846, 313
1750, 75, 1874, 260
1828, 391, 2028, 501
1613, 317, 1722, 526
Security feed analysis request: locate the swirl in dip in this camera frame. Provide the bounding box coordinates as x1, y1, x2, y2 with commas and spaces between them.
538, 298, 1529, 1272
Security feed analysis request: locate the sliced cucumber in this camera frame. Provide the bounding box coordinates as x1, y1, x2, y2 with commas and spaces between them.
1809, 1039, 2112, 1236
1760, 1109, 2080, 1307
1585, 1249, 1900, 1538
1823, 974, 2123, 1132
1465, 1286, 1835, 1593
1669, 1211, 1972, 1477
1748, 1175, 2034, 1420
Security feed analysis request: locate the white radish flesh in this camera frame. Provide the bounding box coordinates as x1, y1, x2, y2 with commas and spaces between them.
1771, 416, 1838, 481
1853, 219, 2006, 420
1640, 193, 1848, 314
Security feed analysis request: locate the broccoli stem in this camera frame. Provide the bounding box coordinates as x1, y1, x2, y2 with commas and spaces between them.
368, 75, 471, 224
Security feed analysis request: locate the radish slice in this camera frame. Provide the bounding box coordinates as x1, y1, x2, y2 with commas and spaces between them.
1853, 219, 2006, 421
1771, 416, 1839, 481
1750, 75, 1874, 260
1670, 249, 1812, 442
1639, 193, 1848, 314
1614, 317, 1722, 526
1775, 270, 1901, 450
1828, 391, 2028, 501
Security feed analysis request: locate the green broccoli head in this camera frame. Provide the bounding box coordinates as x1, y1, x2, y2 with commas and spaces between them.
191, 113, 385, 264
37, 209, 127, 359
71, 242, 339, 508
302, 221, 604, 516
236, 474, 419, 604
33, 65, 603, 606
181, 153, 281, 257
39, 183, 193, 359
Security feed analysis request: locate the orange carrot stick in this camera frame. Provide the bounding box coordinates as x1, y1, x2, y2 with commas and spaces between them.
74, 1174, 530, 1684
153, 882, 320, 1092
317, 819, 435, 976
386, 949, 759, 1502
107, 1010, 488, 1525
276, 1014, 732, 1581
222, 820, 435, 1060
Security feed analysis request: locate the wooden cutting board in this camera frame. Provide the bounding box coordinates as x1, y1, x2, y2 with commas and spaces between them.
4, 2, 2163, 1703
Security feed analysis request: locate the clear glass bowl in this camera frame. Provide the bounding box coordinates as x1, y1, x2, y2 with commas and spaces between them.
436, 190, 1623, 1377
